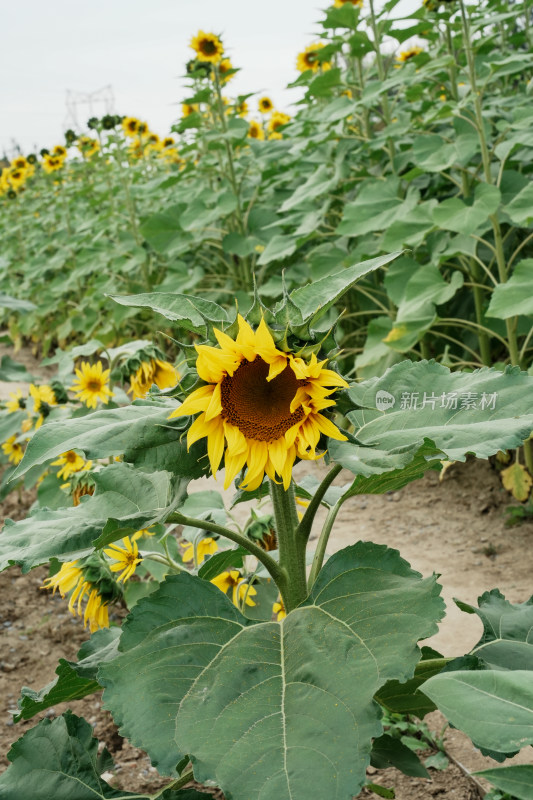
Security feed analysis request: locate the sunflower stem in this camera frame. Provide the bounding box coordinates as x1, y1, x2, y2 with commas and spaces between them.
308, 499, 343, 590
269, 480, 308, 612
166, 512, 284, 586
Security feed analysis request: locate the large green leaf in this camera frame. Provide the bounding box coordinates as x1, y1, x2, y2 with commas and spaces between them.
10, 401, 187, 480
337, 178, 417, 236
99, 573, 251, 776
486, 259, 533, 319
503, 181, 533, 226
456, 589, 533, 670
109, 292, 229, 335
342, 360, 533, 468
422, 670, 533, 752
0, 464, 179, 572
15, 628, 120, 721
412, 135, 456, 172
174, 543, 443, 799
0, 293, 36, 312
431, 183, 501, 235
375, 657, 447, 717
279, 165, 336, 212
475, 765, 533, 800
370, 734, 430, 778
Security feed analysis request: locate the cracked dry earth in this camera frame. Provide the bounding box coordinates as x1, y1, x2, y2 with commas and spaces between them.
1, 345, 532, 797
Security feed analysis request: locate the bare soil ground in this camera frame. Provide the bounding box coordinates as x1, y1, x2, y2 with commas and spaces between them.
1, 343, 532, 797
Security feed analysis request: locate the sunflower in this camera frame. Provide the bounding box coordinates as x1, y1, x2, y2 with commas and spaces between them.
2, 435, 24, 465
190, 30, 224, 64
70, 361, 113, 409
182, 102, 199, 117
29, 383, 56, 412
334, 0, 363, 6
169, 315, 348, 491
42, 154, 64, 173
248, 120, 265, 140
129, 358, 178, 400
5, 389, 26, 413
267, 111, 291, 135
397, 46, 424, 63
216, 57, 235, 84
296, 42, 331, 73
122, 116, 140, 137
273, 597, 287, 621
162, 136, 175, 148
11, 156, 28, 170
53, 145, 68, 158
42, 561, 109, 632
104, 537, 142, 583
211, 570, 257, 608
51, 450, 92, 480
182, 537, 219, 565
258, 96, 274, 114
78, 136, 100, 158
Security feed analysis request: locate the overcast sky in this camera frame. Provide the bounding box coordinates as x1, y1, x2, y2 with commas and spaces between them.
1, 0, 419, 155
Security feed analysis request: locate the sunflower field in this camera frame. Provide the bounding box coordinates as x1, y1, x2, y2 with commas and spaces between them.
1, 0, 533, 797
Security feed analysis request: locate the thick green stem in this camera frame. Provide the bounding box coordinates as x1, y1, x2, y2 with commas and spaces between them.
444, 21, 459, 101
166, 511, 283, 586
368, 0, 396, 170
308, 499, 343, 590
270, 480, 308, 612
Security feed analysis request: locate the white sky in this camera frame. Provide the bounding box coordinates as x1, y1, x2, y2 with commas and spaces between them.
1, 0, 418, 155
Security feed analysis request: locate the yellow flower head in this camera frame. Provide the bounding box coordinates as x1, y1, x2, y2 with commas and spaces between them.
51, 450, 92, 480
2, 435, 24, 465
334, 0, 363, 6
5, 389, 26, 414
29, 383, 56, 413
267, 111, 291, 135
104, 536, 142, 583
162, 136, 175, 148
78, 136, 100, 158
248, 120, 265, 140
258, 96, 274, 114
182, 536, 219, 565
52, 145, 68, 158
42, 154, 64, 174
169, 315, 348, 492
273, 598, 287, 621
42, 561, 109, 632
182, 103, 199, 117
296, 42, 331, 73
211, 569, 258, 608
11, 156, 28, 170
216, 58, 235, 84
397, 46, 424, 63
70, 361, 113, 409
129, 358, 178, 400
7, 168, 27, 189
190, 30, 224, 64
122, 116, 141, 137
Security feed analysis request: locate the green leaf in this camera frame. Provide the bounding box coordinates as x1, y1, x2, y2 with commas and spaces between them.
412, 135, 456, 172
280, 165, 336, 213
99, 573, 252, 776
337, 178, 412, 236
175, 543, 443, 799
337, 443, 442, 498
343, 360, 533, 467
432, 183, 501, 234
0, 293, 36, 312
15, 628, 120, 721
322, 4, 360, 29
256, 233, 298, 265
422, 670, 533, 752
474, 765, 533, 800
11, 401, 181, 479
371, 734, 430, 778
197, 546, 249, 580
139, 204, 186, 253
456, 589, 533, 670
308, 67, 342, 97
0, 464, 180, 572
0, 354, 34, 382
109, 292, 229, 335
486, 259, 533, 319
375, 658, 448, 717
503, 181, 533, 226
0, 712, 140, 799
283, 251, 402, 327
222, 232, 257, 257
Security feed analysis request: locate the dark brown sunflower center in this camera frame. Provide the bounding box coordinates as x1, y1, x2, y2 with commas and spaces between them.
87, 380, 102, 391
220, 357, 306, 442
66, 451, 78, 463
200, 38, 218, 55
305, 52, 318, 66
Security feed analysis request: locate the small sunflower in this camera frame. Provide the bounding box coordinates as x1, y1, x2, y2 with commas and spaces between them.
53, 145, 68, 158
273, 598, 287, 621
2, 435, 24, 465
122, 116, 140, 137
42, 154, 64, 174
216, 57, 235, 84
11, 156, 28, 170
104, 537, 142, 583
182, 103, 199, 117
267, 111, 291, 135
258, 96, 274, 114
169, 315, 348, 491
182, 536, 219, 565
190, 30, 224, 64
397, 46, 424, 63
129, 358, 178, 400
5, 389, 26, 413
51, 450, 92, 480
42, 561, 109, 632
248, 120, 265, 140
162, 136, 175, 148
70, 361, 113, 409
29, 383, 56, 412
211, 570, 257, 608
296, 42, 331, 73
78, 136, 100, 158
334, 0, 363, 6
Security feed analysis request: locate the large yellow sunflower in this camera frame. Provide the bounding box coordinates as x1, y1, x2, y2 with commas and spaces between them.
70, 361, 113, 409
169, 316, 348, 491
190, 30, 224, 64
296, 43, 331, 73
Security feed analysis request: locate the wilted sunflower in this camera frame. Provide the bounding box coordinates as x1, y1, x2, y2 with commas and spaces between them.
2, 435, 24, 465
70, 361, 113, 409
169, 315, 348, 491
258, 96, 274, 114
190, 30, 224, 64
42, 561, 109, 632
248, 120, 265, 140
397, 46, 424, 63
296, 42, 331, 73
129, 358, 178, 400
334, 0, 363, 6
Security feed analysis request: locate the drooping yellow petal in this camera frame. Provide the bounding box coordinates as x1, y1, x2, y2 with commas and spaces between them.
169, 384, 215, 418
